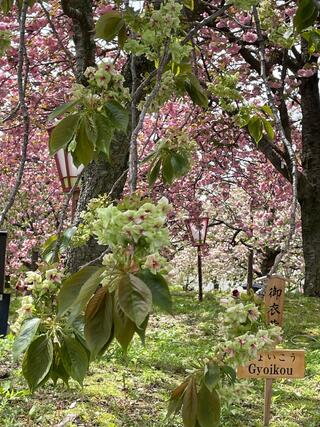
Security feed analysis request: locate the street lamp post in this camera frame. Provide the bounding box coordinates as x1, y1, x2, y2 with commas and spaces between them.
0, 231, 10, 337
54, 149, 84, 219
185, 215, 209, 302
47, 126, 83, 219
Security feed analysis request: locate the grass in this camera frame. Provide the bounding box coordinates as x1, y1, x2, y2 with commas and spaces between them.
0, 291, 319, 427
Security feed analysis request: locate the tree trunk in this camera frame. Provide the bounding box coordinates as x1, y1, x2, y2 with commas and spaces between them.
60, 0, 132, 271
66, 134, 130, 271
299, 71, 320, 296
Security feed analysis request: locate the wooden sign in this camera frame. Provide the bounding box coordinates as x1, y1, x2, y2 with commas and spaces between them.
264, 275, 286, 326
237, 349, 305, 379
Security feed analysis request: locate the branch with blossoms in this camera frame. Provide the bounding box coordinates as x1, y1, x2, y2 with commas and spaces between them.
0, 0, 30, 229
252, 6, 298, 277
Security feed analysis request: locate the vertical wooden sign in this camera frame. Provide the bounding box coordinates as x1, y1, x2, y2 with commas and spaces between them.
264, 275, 286, 327
263, 275, 287, 426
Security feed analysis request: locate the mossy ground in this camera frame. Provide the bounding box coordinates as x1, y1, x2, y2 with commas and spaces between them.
0, 291, 319, 426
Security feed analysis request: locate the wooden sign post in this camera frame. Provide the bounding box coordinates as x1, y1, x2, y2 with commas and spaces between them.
237, 349, 305, 379
237, 275, 305, 426
263, 275, 286, 425
264, 275, 286, 327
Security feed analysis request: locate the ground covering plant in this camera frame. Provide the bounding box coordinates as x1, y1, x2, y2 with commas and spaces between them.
0, 291, 319, 426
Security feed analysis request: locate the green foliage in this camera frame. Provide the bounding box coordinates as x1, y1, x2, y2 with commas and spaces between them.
182, 377, 198, 427
0, 0, 14, 13
60, 334, 89, 385
22, 334, 53, 392
118, 274, 152, 326
197, 384, 221, 427
248, 115, 263, 143
175, 72, 208, 108
95, 11, 126, 46
203, 362, 221, 392
48, 99, 80, 121
12, 317, 41, 360
208, 72, 242, 112
182, 0, 194, 10
49, 113, 80, 155
57, 266, 101, 317
138, 270, 172, 313
84, 287, 113, 357
41, 226, 77, 264
294, 0, 319, 33
227, 0, 259, 11
247, 114, 276, 143
0, 30, 11, 56
145, 129, 195, 187
302, 28, 320, 54
48, 62, 129, 167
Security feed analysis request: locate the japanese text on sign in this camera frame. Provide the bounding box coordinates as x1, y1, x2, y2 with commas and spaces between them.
264, 276, 286, 326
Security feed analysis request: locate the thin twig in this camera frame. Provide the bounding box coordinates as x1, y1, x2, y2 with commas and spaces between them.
108, 168, 129, 198
252, 6, 298, 276
52, 170, 84, 260
80, 248, 110, 269
128, 41, 171, 193
39, 0, 76, 74
0, 0, 30, 229
182, 5, 229, 45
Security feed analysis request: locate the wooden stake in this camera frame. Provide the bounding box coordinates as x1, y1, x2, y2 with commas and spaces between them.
263, 378, 273, 426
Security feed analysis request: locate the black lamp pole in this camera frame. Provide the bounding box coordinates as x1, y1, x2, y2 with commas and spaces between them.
197, 245, 203, 302
0, 231, 10, 337
0, 231, 7, 294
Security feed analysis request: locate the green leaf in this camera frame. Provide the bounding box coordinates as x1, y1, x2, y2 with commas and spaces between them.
221, 365, 237, 383
135, 315, 149, 346
48, 99, 80, 121
170, 152, 189, 177
184, 74, 208, 108
95, 112, 114, 159
114, 297, 135, 352
0, 0, 13, 14
69, 267, 105, 321
138, 270, 172, 314
248, 115, 263, 143
261, 104, 273, 117
73, 117, 95, 167
197, 384, 221, 427
96, 11, 125, 41
162, 155, 174, 184
118, 24, 128, 49
104, 100, 129, 132
13, 318, 41, 360
84, 287, 113, 357
84, 114, 98, 146
204, 362, 221, 392
49, 113, 80, 155
167, 381, 188, 419
41, 227, 76, 264
61, 335, 89, 386
117, 274, 152, 327
262, 119, 275, 140
22, 335, 53, 392
294, 0, 318, 33
57, 266, 102, 317
182, 0, 194, 10
148, 158, 162, 187
182, 377, 198, 427
51, 343, 69, 386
